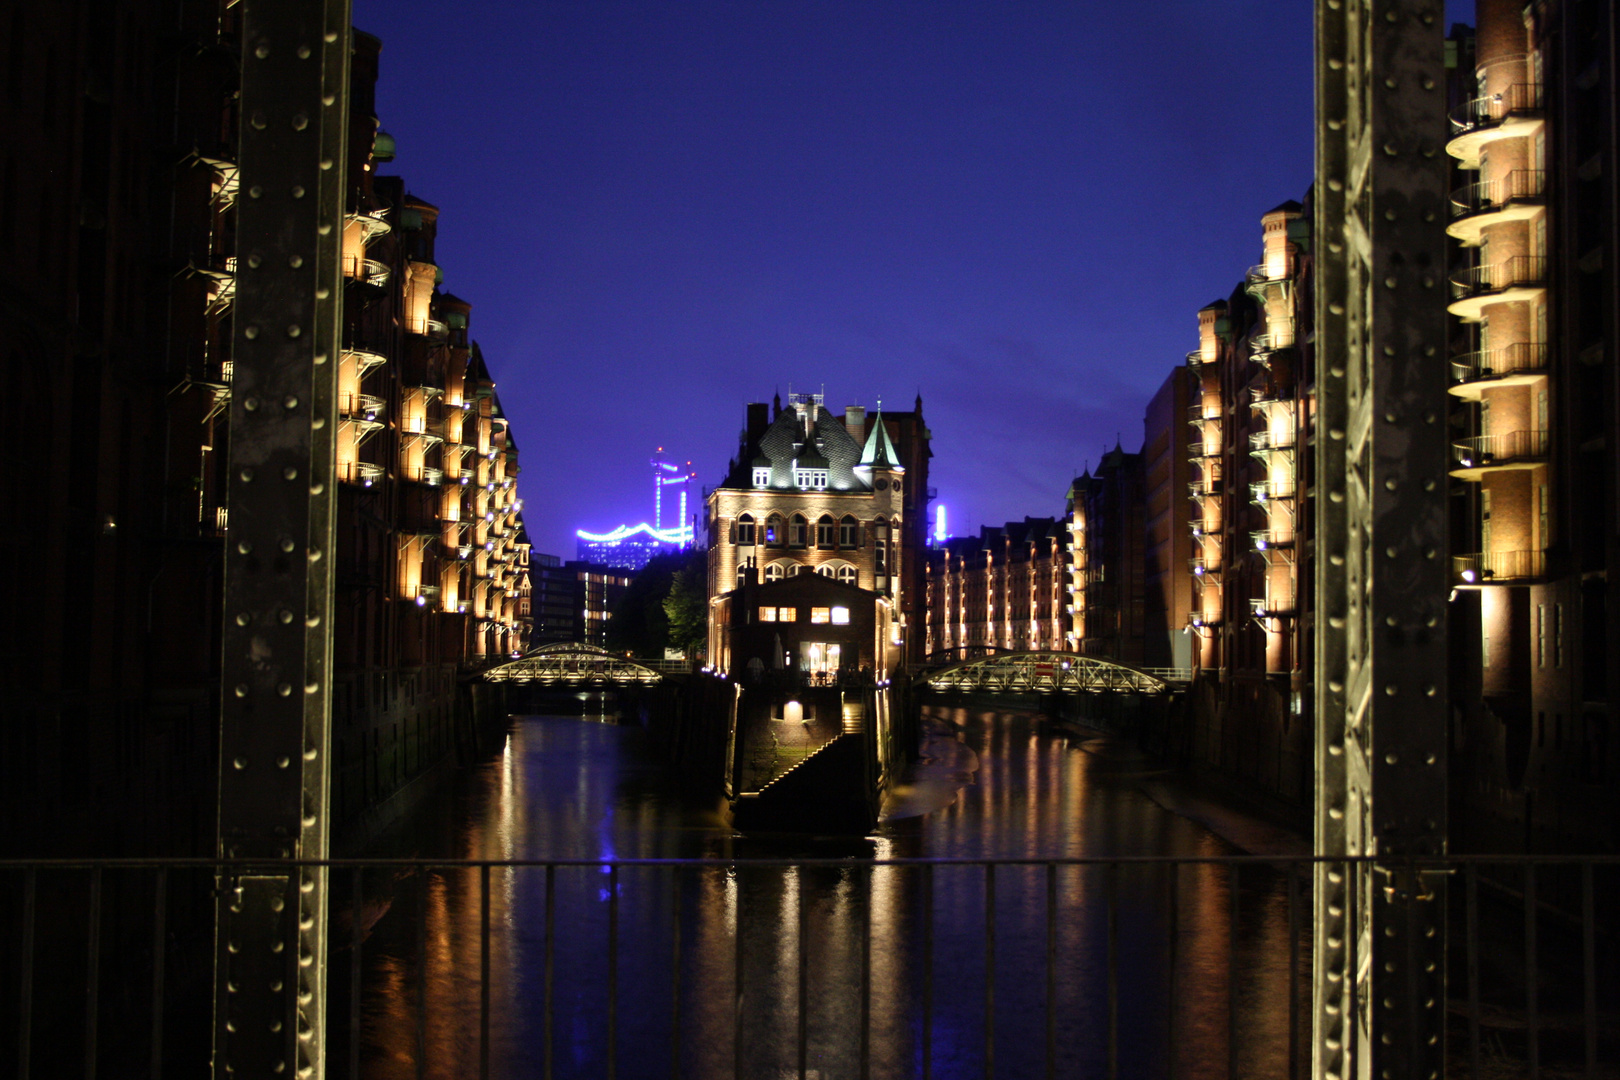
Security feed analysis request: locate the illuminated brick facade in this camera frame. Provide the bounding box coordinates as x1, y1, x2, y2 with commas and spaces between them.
706, 392, 931, 664
925, 519, 1067, 658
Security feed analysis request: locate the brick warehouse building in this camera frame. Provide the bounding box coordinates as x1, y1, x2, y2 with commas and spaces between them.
706, 391, 932, 665
924, 517, 1067, 658
2, 11, 531, 857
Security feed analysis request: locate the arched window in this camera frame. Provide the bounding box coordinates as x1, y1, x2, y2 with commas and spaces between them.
788, 563, 805, 577
816, 515, 835, 548
839, 515, 859, 548
736, 568, 748, 589
765, 562, 786, 582
837, 565, 857, 585
789, 513, 808, 547
736, 514, 755, 547
765, 513, 785, 547
816, 564, 835, 578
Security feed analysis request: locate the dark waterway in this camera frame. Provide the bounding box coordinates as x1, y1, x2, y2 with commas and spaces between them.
350, 700, 1306, 1079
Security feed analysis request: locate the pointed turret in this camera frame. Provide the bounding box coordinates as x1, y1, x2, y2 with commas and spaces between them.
858, 409, 903, 470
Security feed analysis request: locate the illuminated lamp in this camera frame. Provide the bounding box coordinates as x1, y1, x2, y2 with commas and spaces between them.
1460, 569, 1477, 583
415, 594, 426, 607
1194, 565, 1205, 576
1257, 539, 1269, 550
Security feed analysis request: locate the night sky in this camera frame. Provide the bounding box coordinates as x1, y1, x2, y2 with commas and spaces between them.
352, 2, 1463, 559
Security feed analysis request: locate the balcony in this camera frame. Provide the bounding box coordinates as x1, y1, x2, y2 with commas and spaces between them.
411, 583, 442, 608
340, 393, 386, 429
1185, 349, 1204, 369
1251, 529, 1294, 551
1450, 429, 1549, 479
1249, 429, 1295, 452
1251, 592, 1296, 620
410, 466, 444, 487
1250, 480, 1296, 503
1186, 403, 1221, 427
1189, 477, 1224, 498
339, 460, 385, 487
1447, 255, 1547, 321
400, 416, 444, 447
343, 347, 388, 377
1447, 82, 1545, 166
1188, 558, 1224, 581
205, 257, 237, 316
1453, 549, 1545, 585
1448, 342, 1549, 400
345, 209, 392, 244
1447, 170, 1545, 245
343, 253, 391, 288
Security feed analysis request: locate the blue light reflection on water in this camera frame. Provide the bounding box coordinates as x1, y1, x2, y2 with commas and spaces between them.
353, 703, 1305, 1079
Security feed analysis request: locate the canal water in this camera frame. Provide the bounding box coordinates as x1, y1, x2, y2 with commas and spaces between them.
350, 701, 1307, 1079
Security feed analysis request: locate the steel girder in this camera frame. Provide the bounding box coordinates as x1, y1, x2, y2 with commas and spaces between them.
923, 651, 1173, 694
213, 3, 350, 1077
483, 643, 666, 686
1314, 3, 1450, 1078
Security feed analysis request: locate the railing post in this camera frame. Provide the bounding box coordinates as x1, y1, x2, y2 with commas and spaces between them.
213, 3, 350, 1078
1314, 2, 1449, 1078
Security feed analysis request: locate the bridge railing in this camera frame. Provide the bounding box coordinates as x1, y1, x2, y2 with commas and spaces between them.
3, 854, 1613, 1080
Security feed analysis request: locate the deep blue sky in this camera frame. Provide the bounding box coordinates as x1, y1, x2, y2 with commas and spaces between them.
352, 2, 1452, 558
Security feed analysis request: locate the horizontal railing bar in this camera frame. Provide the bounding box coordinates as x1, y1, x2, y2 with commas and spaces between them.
6, 854, 1619, 869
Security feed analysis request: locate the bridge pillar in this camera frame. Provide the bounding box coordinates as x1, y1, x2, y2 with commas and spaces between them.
213, 3, 350, 1078
1314, 3, 1449, 1077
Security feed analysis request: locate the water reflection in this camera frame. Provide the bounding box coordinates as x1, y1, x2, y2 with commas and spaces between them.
351, 704, 1306, 1079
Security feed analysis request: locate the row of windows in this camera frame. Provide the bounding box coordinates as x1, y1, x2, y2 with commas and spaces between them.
740, 563, 860, 586
733, 513, 868, 549
759, 605, 851, 625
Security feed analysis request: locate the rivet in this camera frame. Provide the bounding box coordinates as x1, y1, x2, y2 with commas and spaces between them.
1330, 553, 1345, 566
301, 815, 317, 828
277, 756, 291, 769
247, 254, 263, 269
308, 548, 322, 562
1328, 742, 1344, 756
291, 185, 306, 199
318, 224, 332, 236
1386, 546, 1398, 558
237, 541, 253, 555
310, 482, 325, 495
1384, 78, 1397, 90
1425, 687, 1437, 699
1383, 143, 1398, 157
322, 92, 336, 106
320, 158, 334, 171
1424, 546, 1436, 558
1422, 77, 1434, 90
250, 110, 267, 129
1386, 925, 1398, 937
284, 467, 299, 481
285, 395, 299, 410
1385, 615, 1398, 627
1422, 479, 1436, 492
233, 756, 248, 770
1384, 209, 1396, 221
1423, 275, 1435, 288
1330, 365, 1345, 377
287, 324, 302, 339
1329, 806, 1345, 820
1329, 680, 1344, 694
1385, 685, 1398, 697
278, 683, 293, 697
1425, 752, 1437, 765
304, 682, 320, 695
227, 939, 240, 953
1328, 179, 1343, 193
254, 42, 270, 59
1329, 58, 1344, 70
1384, 276, 1398, 289
249, 185, 264, 199
240, 467, 255, 481
305, 614, 322, 628
292, 113, 309, 131
234, 685, 248, 698
1423, 211, 1436, 222
289, 254, 304, 269
316, 286, 331, 300
1328, 119, 1343, 131
303, 747, 319, 761
279, 609, 294, 624
1384, 478, 1397, 491
1330, 427, 1344, 440
281, 538, 296, 553
244, 326, 261, 341
270, 1020, 283, 1034
313, 352, 329, 365
1330, 615, 1346, 628
1330, 490, 1345, 503
235, 612, 251, 626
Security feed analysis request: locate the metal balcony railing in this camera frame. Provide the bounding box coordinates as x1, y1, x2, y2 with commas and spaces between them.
1188, 558, 1223, 578
1450, 255, 1547, 300
1251, 593, 1296, 618
1249, 429, 1295, 451
1454, 549, 1546, 583
1251, 480, 1296, 502
1251, 530, 1294, 551
1189, 477, 1224, 498
1450, 169, 1546, 219
1186, 403, 1221, 425
343, 347, 388, 376
1449, 81, 1544, 134
342, 252, 391, 287
411, 583, 441, 607
419, 467, 444, 487
1185, 349, 1204, 368
1450, 342, 1550, 385
1451, 429, 1549, 469
340, 460, 385, 487
340, 393, 385, 423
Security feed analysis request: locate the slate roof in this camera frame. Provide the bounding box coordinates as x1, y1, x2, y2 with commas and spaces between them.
735, 403, 868, 491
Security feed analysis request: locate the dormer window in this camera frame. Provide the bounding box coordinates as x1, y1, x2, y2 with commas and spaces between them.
793, 468, 828, 490
753, 467, 770, 487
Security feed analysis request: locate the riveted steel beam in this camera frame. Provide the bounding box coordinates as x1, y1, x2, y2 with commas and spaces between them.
214, 2, 350, 1078
1313, 2, 1449, 1078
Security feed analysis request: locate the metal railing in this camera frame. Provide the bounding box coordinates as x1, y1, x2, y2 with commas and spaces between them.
339, 460, 385, 487
1451, 341, 1551, 385
1451, 429, 1550, 469
4, 854, 1609, 1080
1449, 81, 1545, 134
1249, 428, 1296, 451
1250, 592, 1296, 618
1450, 254, 1548, 300
1454, 549, 1547, 583
1251, 529, 1294, 551
341, 252, 391, 287
1186, 403, 1221, 425
340, 393, 385, 422
1251, 480, 1296, 502
1450, 168, 1546, 218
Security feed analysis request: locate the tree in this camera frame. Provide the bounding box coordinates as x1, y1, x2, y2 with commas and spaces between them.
662, 552, 708, 661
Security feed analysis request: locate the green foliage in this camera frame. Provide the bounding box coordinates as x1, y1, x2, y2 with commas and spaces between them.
603, 549, 708, 659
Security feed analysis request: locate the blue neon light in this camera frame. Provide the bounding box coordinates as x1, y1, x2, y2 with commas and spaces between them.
575, 522, 693, 544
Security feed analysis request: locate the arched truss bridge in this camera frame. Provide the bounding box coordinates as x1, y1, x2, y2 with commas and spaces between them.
920, 651, 1184, 695
480, 642, 678, 686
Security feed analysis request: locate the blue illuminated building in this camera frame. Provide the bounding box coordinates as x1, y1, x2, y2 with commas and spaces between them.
576, 449, 696, 571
